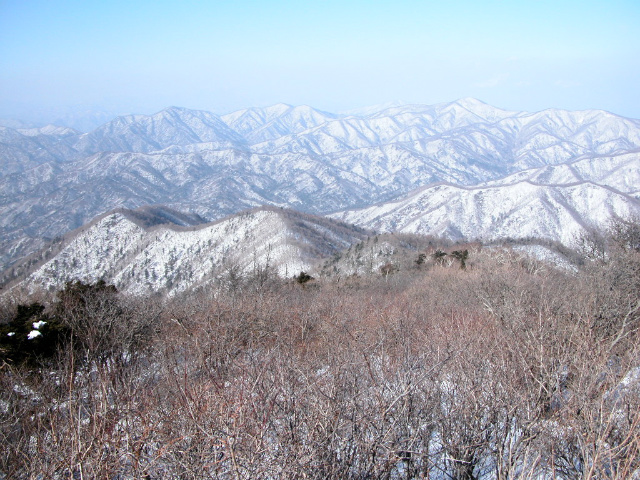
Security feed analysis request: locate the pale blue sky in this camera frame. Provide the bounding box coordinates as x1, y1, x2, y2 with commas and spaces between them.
1, 0, 638, 122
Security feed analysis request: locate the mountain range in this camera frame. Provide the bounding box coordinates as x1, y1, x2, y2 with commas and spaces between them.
1, 98, 639, 290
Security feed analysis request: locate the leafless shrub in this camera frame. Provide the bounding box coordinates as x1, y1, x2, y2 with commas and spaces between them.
2, 222, 639, 478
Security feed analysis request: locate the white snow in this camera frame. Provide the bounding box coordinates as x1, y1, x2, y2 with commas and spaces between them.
332, 179, 640, 246
20, 208, 366, 296
4, 99, 640, 291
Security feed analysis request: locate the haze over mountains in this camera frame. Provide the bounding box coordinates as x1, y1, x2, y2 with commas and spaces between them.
1, 98, 639, 290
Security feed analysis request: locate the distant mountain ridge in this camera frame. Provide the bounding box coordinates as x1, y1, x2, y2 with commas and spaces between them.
331, 179, 640, 245
1, 98, 640, 274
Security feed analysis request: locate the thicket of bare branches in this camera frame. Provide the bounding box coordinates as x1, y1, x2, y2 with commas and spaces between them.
1, 220, 639, 479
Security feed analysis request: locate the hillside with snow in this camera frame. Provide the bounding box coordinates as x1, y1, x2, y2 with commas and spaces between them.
1, 98, 639, 273
331, 180, 640, 245
8, 207, 368, 295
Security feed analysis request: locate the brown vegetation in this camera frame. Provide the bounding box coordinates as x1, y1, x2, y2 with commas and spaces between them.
1, 220, 639, 479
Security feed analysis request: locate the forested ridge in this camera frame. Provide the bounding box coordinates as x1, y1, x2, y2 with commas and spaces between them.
1, 219, 639, 479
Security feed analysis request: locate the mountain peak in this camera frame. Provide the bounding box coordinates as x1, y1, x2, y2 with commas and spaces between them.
453, 97, 490, 109
267, 102, 294, 111
2, 98, 640, 280
341, 101, 407, 116
438, 97, 519, 122
163, 105, 189, 112
157, 105, 220, 118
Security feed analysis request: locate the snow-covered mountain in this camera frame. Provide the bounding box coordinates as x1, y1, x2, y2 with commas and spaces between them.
485, 151, 640, 199
1, 98, 639, 274
0, 125, 80, 175
221, 103, 338, 144
8, 207, 367, 296
331, 179, 640, 245
74, 106, 247, 155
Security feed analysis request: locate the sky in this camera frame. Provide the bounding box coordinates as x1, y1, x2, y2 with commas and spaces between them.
1, 0, 639, 124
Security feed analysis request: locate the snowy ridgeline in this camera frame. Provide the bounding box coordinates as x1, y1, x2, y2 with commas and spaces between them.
332, 177, 640, 245
1, 98, 640, 274
21, 209, 367, 296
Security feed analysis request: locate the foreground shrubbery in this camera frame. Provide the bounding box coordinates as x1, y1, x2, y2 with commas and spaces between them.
1, 221, 639, 479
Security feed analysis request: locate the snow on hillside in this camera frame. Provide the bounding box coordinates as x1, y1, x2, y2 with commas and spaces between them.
19, 209, 367, 296
486, 151, 640, 198
332, 181, 640, 246
2, 99, 640, 274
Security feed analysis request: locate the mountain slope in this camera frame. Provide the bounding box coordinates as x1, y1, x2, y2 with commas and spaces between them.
2, 100, 640, 273
331, 180, 640, 245
73, 106, 247, 154
485, 150, 640, 198
0, 125, 80, 175
221, 104, 339, 144
10, 207, 368, 295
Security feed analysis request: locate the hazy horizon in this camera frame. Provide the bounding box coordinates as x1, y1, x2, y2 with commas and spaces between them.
1, 0, 639, 125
